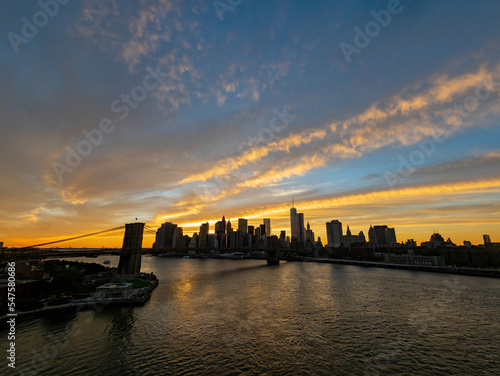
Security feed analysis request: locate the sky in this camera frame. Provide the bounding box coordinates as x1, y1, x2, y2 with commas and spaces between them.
1, 0, 500, 247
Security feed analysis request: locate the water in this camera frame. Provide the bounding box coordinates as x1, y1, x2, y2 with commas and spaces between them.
6, 257, 500, 375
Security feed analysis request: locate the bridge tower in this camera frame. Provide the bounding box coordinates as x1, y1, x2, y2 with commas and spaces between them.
267, 248, 280, 265
118, 222, 144, 275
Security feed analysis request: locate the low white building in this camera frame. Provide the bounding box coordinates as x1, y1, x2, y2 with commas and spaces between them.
95, 283, 133, 299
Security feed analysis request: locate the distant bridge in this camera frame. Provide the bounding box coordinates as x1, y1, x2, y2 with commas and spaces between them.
1, 224, 283, 266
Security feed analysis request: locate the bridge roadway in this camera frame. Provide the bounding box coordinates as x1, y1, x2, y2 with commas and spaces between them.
0, 247, 292, 261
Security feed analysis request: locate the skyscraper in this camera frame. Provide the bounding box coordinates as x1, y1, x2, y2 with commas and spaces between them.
326, 220, 343, 247
238, 218, 248, 233
153, 222, 177, 249
263, 218, 271, 236
368, 226, 376, 244
290, 201, 305, 242
374, 225, 388, 245
259, 224, 266, 238
199, 222, 209, 247
305, 222, 314, 242
484, 234, 492, 244
386, 227, 397, 245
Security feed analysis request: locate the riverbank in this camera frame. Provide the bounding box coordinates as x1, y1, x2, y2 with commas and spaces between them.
156, 253, 500, 278
304, 257, 500, 278
0, 278, 158, 321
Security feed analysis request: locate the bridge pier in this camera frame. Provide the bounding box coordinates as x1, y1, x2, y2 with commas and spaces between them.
267, 249, 280, 265
118, 223, 144, 275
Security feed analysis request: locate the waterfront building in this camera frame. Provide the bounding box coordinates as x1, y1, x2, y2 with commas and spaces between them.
326, 220, 343, 248
374, 225, 388, 245
406, 239, 417, 247
368, 225, 376, 244
173, 227, 183, 248
238, 218, 248, 233
153, 222, 177, 249
199, 222, 209, 247
343, 226, 366, 247
248, 225, 255, 236
368, 225, 396, 246
386, 227, 397, 245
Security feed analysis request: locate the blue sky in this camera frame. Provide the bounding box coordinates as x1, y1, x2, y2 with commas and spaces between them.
1, 0, 500, 246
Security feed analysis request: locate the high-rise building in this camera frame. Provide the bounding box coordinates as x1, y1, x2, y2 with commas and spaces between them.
153, 222, 177, 249
368, 226, 376, 244
343, 226, 366, 247
291, 202, 306, 242
189, 233, 198, 248
255, 227, 261, 238
259, 224, 266, 238
238, 218, 248, 233
215, 221, 225, 235
305, 222, 315, 242
326, 220, 343, 247
263, 218, 271, 236
368, 225, 396, 246
226, 219, 232, 234
484, 234, 492, 244
298, 213, 305, 242
199, 222, 209, 247
173, 227, 183, 248
248, 225, 255, 236
386, 227, 397, 245
374, 225, 388, 245
279, 230, 286, 241
290, 206, 299, 240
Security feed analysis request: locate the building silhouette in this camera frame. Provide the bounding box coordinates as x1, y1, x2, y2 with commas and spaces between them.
238, 218, 248, 233
326, 220, 343, 247
290, 202, 305, 242
305, 222, 315, 242
263, 218, 271, 236
153, 222, 177, 249
199, 222, 209, 247
343, 226, 366, 247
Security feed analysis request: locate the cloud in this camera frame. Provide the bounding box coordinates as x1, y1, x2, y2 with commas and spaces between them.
179, 64, 500, 196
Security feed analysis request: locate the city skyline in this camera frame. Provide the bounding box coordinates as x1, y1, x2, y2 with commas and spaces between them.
1, 1, 500, 247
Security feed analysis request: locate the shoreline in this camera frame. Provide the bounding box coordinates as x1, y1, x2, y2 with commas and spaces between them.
0, 279, 158, 322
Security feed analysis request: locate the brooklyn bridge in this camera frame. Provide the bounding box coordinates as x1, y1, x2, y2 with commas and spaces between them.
1, 223, 283, 267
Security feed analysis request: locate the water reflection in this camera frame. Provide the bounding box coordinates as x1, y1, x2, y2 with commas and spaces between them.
10, 258, 500, 375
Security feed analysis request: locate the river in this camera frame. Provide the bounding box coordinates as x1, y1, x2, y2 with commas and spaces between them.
6, 256, 500, 375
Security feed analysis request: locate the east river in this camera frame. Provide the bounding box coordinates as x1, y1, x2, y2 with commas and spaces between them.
5, 257, 500, 375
